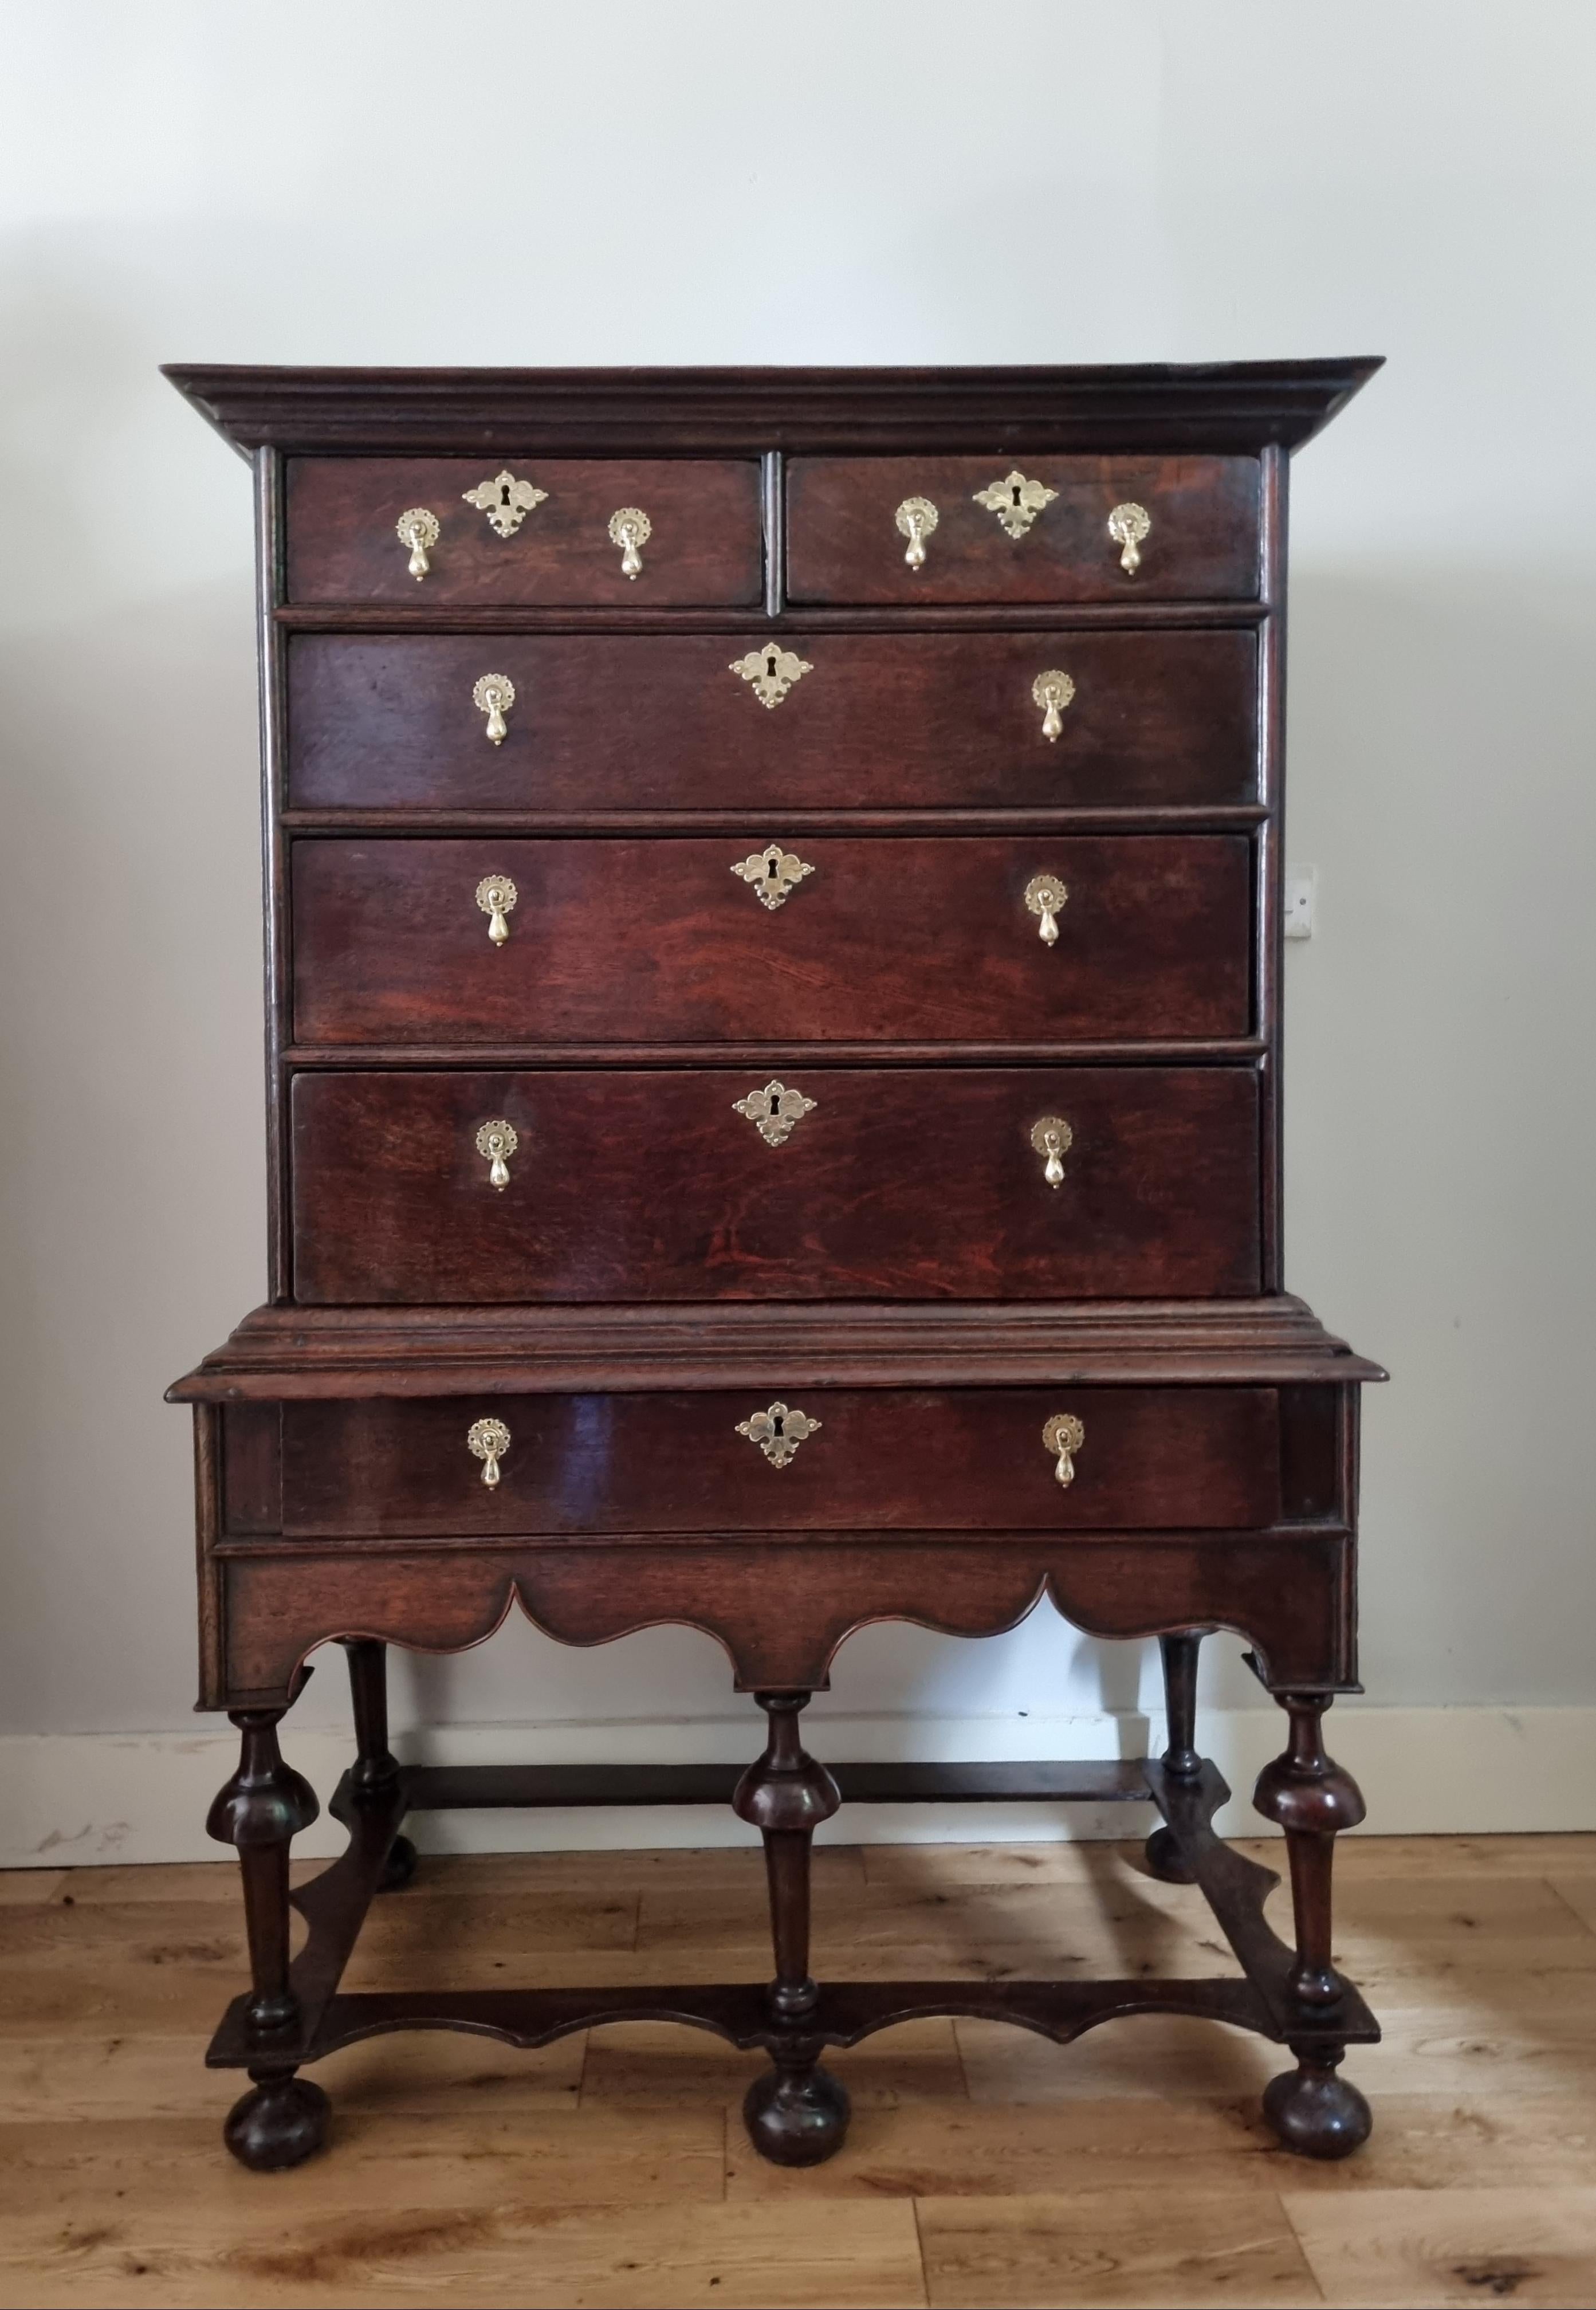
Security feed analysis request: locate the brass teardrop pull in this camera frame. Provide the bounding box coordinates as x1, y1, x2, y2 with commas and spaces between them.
467, 1416, 511, 1487
1041, 1412, 1085, 1487
475, 1118, 518, 1189
475, 874, 517, 946
894, 496, 938, 571
608, 506, 652, 579
1107, 501, 1151, 576
1031, 670, 1076, 741
1029, 1115, 1073, 1188
1024, 874, 1067, 946
395, 507, 440, 581
473, 673, 515, 745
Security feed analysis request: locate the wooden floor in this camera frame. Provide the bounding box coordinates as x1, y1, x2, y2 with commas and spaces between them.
1, 1833, 1594, 2307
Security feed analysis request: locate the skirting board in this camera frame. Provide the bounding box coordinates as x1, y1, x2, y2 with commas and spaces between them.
1, 1706, 1592, 1869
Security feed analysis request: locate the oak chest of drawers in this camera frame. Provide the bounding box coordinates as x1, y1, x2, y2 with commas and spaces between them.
167, 360, 1385, 2172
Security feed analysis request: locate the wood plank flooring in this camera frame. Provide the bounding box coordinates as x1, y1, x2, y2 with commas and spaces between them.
1, 1833, 1594, 2307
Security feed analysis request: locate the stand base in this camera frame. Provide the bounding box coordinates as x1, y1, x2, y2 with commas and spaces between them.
207, 1753, 1378, 2168
223, 2073, 331, 2171
743, 2060, 852, 2166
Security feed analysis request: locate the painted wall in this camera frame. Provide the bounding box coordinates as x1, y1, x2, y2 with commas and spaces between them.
2, 2, 1593, 1844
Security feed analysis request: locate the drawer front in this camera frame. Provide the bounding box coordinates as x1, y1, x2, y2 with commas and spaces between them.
787, 456, 1260, 603
275, 1387, 1281, 1537
285, 630, 1259, 812
289, 1066, 1260, 1303
290, 835, 1253, 1046
285, 458, 763, 605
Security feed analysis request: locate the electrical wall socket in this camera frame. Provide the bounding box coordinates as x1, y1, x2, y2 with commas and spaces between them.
1284, 868, 1316, 940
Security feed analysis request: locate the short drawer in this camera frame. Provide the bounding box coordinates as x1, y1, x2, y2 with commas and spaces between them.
269, 1387, 1281, 1538
284, 458, 763, 605
285, 629, 1259, 812
787, 456, 1261, 603
290, 834, 1253, 1046
289, 1065, 1261, 1303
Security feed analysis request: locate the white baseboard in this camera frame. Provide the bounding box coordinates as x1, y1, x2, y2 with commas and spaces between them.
2, 1706, 1590, 1869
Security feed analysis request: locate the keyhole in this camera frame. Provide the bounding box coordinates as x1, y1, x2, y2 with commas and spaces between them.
1011, 482, 1023, 506
765, 858, 779, 882
768, 1094, 781, 1117
772, 1413, 785, 1439
765, 650, 779, 677
499, 482, 512, 506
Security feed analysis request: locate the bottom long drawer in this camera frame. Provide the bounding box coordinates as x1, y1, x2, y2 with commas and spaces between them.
226, 1388, 1287, 1538
289, 1066, 1261, 1302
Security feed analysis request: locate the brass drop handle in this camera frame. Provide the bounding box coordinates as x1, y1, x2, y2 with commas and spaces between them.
395, 507, 440, 581
1024, 874, 1067, 945
473, 673, 515, 745
476, 874, 517, 946
1030, 1115, 1073, 1188
895, 496, 938, 571
1031, 670, 1076, 741
608, 506, 652, 579
467, 1416, 510, 1487
1108, 501, 1151, 576
475, 1118, 518, 1189
736, 1400, 822, 1467
1042, 1412, 1085, 1487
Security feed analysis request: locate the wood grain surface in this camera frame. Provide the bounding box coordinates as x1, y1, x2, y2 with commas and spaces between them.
284, 628, 1260, 812
787, 454, 1261, 603
0, 1830, 1588, 2308
289, 834, 1254, 1046
288, 1064, 1263, 1304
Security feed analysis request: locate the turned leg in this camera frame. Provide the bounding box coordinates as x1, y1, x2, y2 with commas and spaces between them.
1145, 1629, 1208, 1884
732, 1692, 850, 2166
1253, 1691, 1372, 2158
207, 1708, 329, 2170
339, 1639, 416, 1891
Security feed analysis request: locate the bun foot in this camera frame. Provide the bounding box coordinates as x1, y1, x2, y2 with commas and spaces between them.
1144, 1825, 1198, 1884
379, 1833, 418, 1893
1263, 2050, 1371, 2160
223, 2072, 331, 2171
742, 2058, 851, 2167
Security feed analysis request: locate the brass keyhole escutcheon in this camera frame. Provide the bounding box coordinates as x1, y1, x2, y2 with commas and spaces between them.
972, 469, 1057, 539
1030, 1115, 1073, 1188
1107, 501, 1151, 576
730, 844, 814, 911
608, 506, 652, 579
462, 470, 548, 537
395, 507, 440, 580
733, 1079, 816, 1146
729, 645, 814, 709
736, 1401, 821, 1468
473, 673, 516, 745
1024, 874, 1068, 946
475, 1119, 518, 1189
467, 1416, 511, 1487
895, 496, 939, 571
476, 874, 517, 946
1041, 1412, 1086, 1487
1031, 670, 1076, 741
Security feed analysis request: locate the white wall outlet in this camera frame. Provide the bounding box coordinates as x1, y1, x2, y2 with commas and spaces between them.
1283, 868, 1316, 940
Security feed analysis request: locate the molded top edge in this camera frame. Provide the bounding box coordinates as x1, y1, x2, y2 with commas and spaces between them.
161, 358, 1384, 461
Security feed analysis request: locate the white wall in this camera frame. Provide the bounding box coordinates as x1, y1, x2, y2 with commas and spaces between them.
2, 2, 1594, 1853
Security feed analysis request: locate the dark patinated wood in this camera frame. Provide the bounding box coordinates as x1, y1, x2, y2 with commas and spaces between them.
166, 359, 1383, 2168
290, 834, 1253, 1047
285, 628, 1259, 814
285, 458, 763, 606
787, 454, 1260, 603
288, 1064, 1263, 1305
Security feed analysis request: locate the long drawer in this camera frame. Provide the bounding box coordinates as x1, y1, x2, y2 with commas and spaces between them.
786, 455, 1261, 603
285, 457, 764, 604
284, 630, 1259, 812
258, 1387, 1282, 1537
290, 835, 1253, 1046
289, 1066, 1261, 1303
